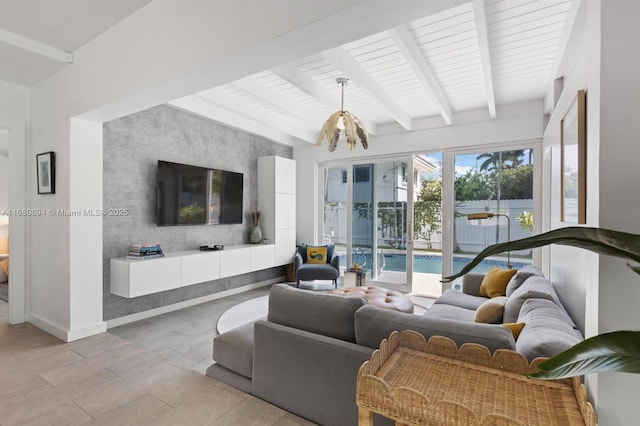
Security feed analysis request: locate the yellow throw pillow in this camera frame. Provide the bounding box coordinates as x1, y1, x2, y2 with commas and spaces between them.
479, 266, 518, 298
0, 258, 8, 276
474, 296, 507, 324
502, 322, 526, 341
306, 246, 327, 264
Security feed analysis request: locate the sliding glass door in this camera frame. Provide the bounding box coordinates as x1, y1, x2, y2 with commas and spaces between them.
411, 153, 443, 297
453, 148, 535, 275
320, 144, 538, 295
322, 155, 441, 294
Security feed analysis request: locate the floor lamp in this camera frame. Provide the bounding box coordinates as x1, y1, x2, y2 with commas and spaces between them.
467, 212, 511, 269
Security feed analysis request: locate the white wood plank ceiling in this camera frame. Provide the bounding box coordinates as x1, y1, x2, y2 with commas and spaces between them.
170, 0, 579, 147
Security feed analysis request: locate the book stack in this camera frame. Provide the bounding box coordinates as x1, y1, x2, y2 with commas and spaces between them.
127, 243, 164, 260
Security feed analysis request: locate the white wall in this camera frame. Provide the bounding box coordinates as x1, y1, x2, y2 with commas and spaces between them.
0, 80, 29, 122
542, 1, 640, 423
593, 1, 640, 423
294, 101, 544, 244
25, 0, 466, 340
541, 0, 593, 335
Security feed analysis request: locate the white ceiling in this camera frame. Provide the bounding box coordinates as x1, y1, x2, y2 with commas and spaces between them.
0, 0, 152, 86
170, 0, 579, 146
0, 0, 579, 146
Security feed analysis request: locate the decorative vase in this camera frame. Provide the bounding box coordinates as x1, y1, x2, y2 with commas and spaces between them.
250, 226, 263, 244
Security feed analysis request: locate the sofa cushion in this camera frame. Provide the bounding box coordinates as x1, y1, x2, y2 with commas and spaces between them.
518, 297, 578, 330
423, 304, 475, 322
479, 266, 517, 298
515, 299, 583, 361
212, 321, 255, 379
295, 263, 339, 281
502, 322, 526, 340
474, 296, 507, 324
267, 284, 366, 342
435, 289, 488, 311
503, 276, 561, 323
354, 305, 516, 353
505, 265, 545, 297
206, 363, 252, 394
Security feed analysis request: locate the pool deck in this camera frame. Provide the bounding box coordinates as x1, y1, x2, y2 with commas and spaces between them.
369, 271, 443, 298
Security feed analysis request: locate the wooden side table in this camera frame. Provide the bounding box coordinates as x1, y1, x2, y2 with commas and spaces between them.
344, 268, 365, 287
356, 331, 596, 426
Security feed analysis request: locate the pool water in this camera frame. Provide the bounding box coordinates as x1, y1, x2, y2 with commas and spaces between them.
344, 253, 530, 275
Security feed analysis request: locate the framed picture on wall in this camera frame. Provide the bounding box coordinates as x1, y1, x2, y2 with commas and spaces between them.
560, 90, 586, 224
36, 151, 56, 194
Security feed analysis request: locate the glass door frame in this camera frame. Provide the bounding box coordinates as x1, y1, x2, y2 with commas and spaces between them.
318, 154, 416, 293
317, 139, 541, 294
440, 140, 543, 288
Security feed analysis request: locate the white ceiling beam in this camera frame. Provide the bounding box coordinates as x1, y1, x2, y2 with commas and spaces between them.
472, 0, 496, 119
388, 25, 453, 125
194, 91, 316, 144
324, 46, 413, 131
0, 28, 73, 64
543, 0, 583, 114
234, 78, 322, 128
272, 64, 378, 134
169, 97, 303, 147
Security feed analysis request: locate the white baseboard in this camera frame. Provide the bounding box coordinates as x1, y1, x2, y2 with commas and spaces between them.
67, 322, 108, 342
106, 277, 283, 329
28, 312, 108, 342
27, 313, 69, 342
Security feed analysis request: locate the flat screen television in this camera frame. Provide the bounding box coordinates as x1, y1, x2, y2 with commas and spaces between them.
156, 160, 243, 225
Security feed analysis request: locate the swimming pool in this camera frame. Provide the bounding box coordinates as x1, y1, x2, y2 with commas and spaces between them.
343, 252, 530, 274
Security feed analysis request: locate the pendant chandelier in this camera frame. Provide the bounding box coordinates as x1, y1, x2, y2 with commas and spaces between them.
316, 78, 368, 152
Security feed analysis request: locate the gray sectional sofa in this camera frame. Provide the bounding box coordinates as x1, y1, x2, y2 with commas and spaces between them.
207, 266, 583, 426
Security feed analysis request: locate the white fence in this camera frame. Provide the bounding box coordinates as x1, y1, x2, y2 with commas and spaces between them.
323, 199, 534, 252
455, 199, 533, 252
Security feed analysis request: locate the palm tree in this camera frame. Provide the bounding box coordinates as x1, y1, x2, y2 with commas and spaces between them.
476, 150, 525, 173
474, 150, 526, 244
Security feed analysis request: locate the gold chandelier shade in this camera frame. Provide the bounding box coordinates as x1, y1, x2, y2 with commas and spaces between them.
316, 79, 368, 152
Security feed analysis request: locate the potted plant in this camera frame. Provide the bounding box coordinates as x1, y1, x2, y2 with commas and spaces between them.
442, 227, 640, 379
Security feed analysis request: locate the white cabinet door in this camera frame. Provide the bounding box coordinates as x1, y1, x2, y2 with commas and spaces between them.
275, 228, 296, 266
251, 244, 275, 271
275, 193, 296, 230
219, 248, 251, 278
274, 157, 296, 194
111, 257, 181, 298
181, 251, 220, 286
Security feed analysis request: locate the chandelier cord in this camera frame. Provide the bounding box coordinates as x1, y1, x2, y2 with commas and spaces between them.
340, 81, 345, 113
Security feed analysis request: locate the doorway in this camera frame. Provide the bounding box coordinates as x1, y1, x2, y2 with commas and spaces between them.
0, 128, 8, 321
0, 118, 27, 324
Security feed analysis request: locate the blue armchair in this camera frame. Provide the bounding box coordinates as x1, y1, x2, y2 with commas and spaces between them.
294, 244, 340, 289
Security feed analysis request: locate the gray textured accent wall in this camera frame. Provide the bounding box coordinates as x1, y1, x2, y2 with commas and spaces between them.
103, 105, 292, 320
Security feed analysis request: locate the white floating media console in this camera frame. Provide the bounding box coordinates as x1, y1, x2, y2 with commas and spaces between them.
110, 245, 275, 298
110, 155, 295, 298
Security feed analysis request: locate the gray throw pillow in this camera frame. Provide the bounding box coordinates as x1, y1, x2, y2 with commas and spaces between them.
515, 299, 583, 361
505, 265, 545, 297
503, 276, 561, 323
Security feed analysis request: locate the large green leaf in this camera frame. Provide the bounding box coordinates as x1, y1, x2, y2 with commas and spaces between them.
442, 227, 640, 282
528, 331, 640, 380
